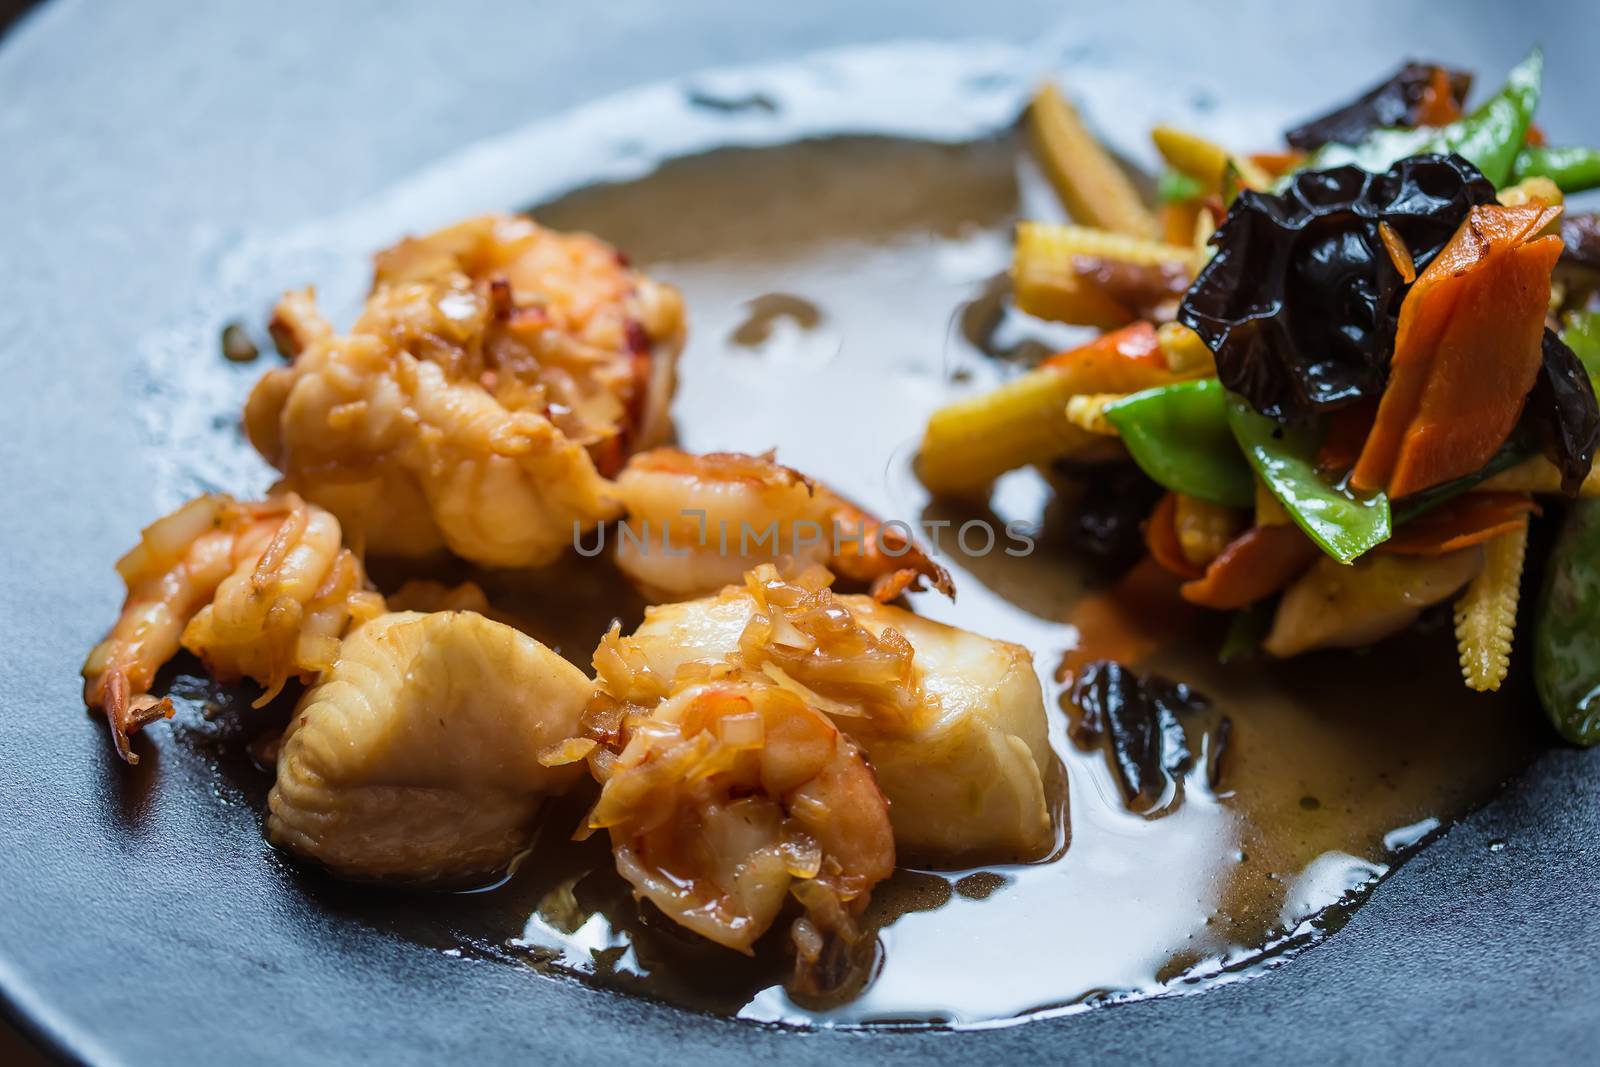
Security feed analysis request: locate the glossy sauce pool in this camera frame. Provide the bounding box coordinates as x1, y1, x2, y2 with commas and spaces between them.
147, 58, 1542, 1027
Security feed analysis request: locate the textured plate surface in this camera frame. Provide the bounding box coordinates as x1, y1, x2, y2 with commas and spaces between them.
2, 1, 1598, 1063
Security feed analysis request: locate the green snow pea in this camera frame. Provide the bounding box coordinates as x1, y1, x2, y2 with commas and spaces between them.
1157, 169, 1205, 203
1510, 144, 1600, 193
1535, 499, 1600, 745
1298, 48, 1542, 188
1562, 309, 1600, 380
1225, 394, 1391, 563
1102, 379, 1254, 509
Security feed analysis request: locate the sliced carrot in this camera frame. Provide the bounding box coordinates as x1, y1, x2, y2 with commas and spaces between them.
1145, 491, 1204, 580
1039, 321, 1171, 390
1247, 151, 1306, 179
1041, 320, 1162, 370
1380, 492, 1539, 556
1378, 222, 1417, 283
1414, 67, 1463, 127
1525, 123, 1547, 148
1179, 523, 1322, 610
1351, 203, 1563, 499
1061, 558, 1195, 677
1318, 399, 1379, 475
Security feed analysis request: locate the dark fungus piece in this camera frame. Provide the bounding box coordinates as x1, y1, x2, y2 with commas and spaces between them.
1205, 716, 1232, 791
1560, 212, 1600, 272
1525, 328, 1600, 494
1061, 463, 1165, 574
1285, 62, 1473, 151
1178, 153, 1496, 421
1069, 661, 1209, 812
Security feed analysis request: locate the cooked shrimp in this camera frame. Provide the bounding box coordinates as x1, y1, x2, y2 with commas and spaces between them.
245, 213, 685, 568
81, 494, 384, 763
268, 610, 591, 883
613, 565, 1053, 863
613, 448, 953, 603
559, 600, 894, 982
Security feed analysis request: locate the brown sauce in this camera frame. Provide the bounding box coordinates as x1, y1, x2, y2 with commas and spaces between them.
386, 135, 1536, 1024
152, 126, 1539, 1025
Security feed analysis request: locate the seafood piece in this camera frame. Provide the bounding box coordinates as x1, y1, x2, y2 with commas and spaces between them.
580, 677, 894, 970
1263, 548, 1485, 658
612, 448, 953, 603
591, 565, 1052, 864
81, 494, 383, 763
267, 610, 591, 883
246, 213, 685, 567
557, 568, 896, 985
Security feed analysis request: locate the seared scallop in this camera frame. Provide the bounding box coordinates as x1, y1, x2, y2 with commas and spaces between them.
267, 610, 592, 883
613, 568, 1054, 863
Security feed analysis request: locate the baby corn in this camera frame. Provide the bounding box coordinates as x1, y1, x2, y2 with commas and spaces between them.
1174, 493, 1242, 568
1455, 524, 1529, 692
1152, 126, 1272, 195
1028, 83, 1157, 239
919, 369, 1102, 495
1156, 321, 1213, 377
1013, 221, 1197, 327
1064, 393, 1125, 436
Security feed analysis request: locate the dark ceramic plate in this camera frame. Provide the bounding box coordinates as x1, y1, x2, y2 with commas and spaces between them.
4, 1, 1599, 1063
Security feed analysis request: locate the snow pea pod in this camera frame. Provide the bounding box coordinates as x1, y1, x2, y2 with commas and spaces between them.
1226, 394, 1391, 563
1157, 170, 1205, 203
1301, 48, 1542, 187
1535, 499, 1600, 745
1511, 144, 1600, 193
1563, 309, 1600, 379
1102, 379, 1254, 509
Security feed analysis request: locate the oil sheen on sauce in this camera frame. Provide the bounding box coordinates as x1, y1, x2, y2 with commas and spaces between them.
151, 72, 1540, 1025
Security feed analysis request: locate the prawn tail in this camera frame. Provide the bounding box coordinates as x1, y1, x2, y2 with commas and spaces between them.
99, 668, 174, 765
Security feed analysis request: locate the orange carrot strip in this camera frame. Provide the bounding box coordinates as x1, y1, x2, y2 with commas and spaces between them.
1414, 68, 1463, 128
1378, 222, 1417, 283
1061, 558, 1196, 678
1380, 492, 1539, 556
1247, 151, 1306, 179
1040, 321, 1167, 385
1179, 523, 1322, 610
1145, 492, 1204, 580
1525, 123, 1547, 147
1352, 203, 1563, 499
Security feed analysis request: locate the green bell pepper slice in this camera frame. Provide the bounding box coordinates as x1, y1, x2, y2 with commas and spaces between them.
1510, 144, 1600, 194
1225, 394, 1391, 563
1102, 379, 1254, 509
1298, 48, 1542, 188
1535, 499, 1600, 745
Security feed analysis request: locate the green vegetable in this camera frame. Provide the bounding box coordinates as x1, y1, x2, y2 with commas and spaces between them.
1103, 379, 1255, 508
1534, 499, 1600, 745
1220, 161, 1244, 209
1298, 48, 1542, 187
1157, 169, 1205, 203
1562, 309, 1600, 381
1225, 394, 1391, 563
1510, 144, 1600, 193
1218, 601, 1274, 664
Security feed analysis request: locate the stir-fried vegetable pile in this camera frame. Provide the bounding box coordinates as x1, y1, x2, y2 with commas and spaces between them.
918, 49, 1600, 744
